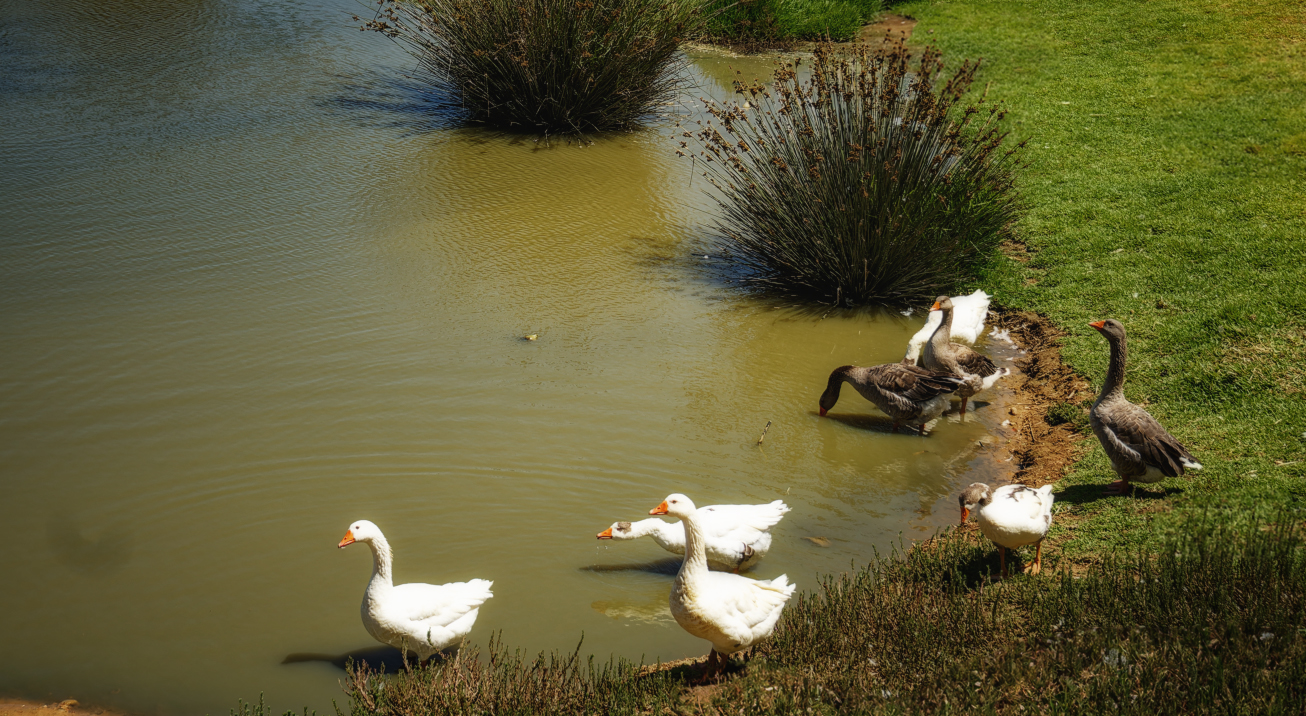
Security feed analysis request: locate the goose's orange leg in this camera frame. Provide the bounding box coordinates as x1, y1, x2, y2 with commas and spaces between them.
960, 397, 969, 418
1031, 541, 1042, 576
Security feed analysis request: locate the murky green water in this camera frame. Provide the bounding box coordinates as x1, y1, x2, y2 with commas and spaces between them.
0, 2, 1015, 713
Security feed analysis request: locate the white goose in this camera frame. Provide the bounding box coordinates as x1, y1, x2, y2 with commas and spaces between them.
652, 494, 795, 677
338, 520, 493, 661
597, 500, 789, 572
903, 289, 990, 365
958, 483, 1054, 577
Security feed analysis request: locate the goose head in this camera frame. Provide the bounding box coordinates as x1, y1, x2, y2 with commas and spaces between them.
1089, 318, 1125, 341
338, 519, 382, 549
930, 295, 953, 312
819, 365, 854, 416
596, 521, 635, 540
957, 483, 991, 524
649, 493, 696, 519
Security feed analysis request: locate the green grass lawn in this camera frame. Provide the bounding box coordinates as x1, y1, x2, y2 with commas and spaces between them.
890, 0, 1306, 559
705, 0, 883, 42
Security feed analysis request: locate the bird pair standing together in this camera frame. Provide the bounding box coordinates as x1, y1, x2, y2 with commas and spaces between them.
955, 318, 1204, 576
820, 291, 1008, 432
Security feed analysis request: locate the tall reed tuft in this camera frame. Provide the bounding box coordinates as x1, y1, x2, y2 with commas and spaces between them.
684, 40, 1025, 305
359, 0, 705, 134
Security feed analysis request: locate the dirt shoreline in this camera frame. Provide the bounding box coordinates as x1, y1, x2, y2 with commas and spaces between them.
0, 698, 128, 716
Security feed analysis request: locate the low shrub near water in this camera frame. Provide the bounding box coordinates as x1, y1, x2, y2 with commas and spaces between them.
339, 517, 1306, 715
341, 636, 683, 716
684, 40, 1024, 305
359, 0, 704, 134
704, 0, 883, 45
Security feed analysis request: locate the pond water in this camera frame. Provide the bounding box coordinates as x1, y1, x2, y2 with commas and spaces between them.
0, 1, 1015, 714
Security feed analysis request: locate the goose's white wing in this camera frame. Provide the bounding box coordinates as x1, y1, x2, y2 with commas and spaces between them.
903, 290, 990, 363
698, 501, 790, 537
949, 290, 991, 344
698, 572, 795, 647
393, 579, 493, 627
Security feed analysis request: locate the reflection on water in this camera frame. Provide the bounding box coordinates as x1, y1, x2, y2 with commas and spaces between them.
0, 1, 1014, 714
46, 518, 135, 577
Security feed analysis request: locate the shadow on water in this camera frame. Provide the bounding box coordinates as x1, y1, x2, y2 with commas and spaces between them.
325, 69, 468, 134
821, 412, 922, 435
46, 517, 134, 577
1054, 483, 1185, 506
579, 558, 681, 576
282, 645, 458, 672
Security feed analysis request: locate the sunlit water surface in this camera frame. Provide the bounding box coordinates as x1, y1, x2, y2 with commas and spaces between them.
0, 1, 1015, 713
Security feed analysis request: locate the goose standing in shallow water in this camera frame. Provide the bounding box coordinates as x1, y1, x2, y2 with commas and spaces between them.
819, 362, 964, 434
959, 483, 1054, 577
904, 289, 991, 365
1089, 319, 1203, 495
652, 494, 795, 678
338, 520, 493, 661
597, 500, 789, 572
920, 296, 1009, 418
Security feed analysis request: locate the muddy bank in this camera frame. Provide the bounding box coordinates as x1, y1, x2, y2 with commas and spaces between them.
0, 698, 127, 716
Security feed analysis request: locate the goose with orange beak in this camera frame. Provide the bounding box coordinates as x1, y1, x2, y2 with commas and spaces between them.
818, 362, 964, 434
595, 500, 789, 572
1088, 319, 1202, 495
903, 289, 991, 365
919, 296, 1009, 418
651, 494, 795, 679
959, 483, 1054, 577
338, 520, 493, 662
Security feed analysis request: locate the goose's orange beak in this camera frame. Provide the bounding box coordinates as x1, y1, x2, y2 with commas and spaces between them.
959, 507, 970, 525
649, 501, 669, 516
597, 528, 613, 539
1089, 320, 1106, 331
930, 301, 941, 311
338, 530, 356, 549
819, 407, 828, 417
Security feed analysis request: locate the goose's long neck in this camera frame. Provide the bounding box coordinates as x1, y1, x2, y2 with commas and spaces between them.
636, 519, 681, 549
366, 536, 394, 592
1100, 333, 1127, 401
677, 511, 710, 581
931, 306, 954, 346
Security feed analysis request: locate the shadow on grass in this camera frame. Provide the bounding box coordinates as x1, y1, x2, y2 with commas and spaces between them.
1055, 482, 1185, 506
580, 557, 681, 575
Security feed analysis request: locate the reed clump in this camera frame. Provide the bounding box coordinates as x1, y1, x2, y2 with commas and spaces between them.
684, 40, 1024, 305
358, 0, 704, 134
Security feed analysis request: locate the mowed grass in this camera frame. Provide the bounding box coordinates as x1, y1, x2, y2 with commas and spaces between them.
886, 0, 1306, 558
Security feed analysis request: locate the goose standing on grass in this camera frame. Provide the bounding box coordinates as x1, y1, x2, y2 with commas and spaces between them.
338, 520, 493, 661
904, 289, 991, 365
819, 362, 964, 434
651, 494, 795, 679
920, 296, 1010, 418
959, 483, 1054, 577
1089, 319, 1203, 495
597, 500, 789, 572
